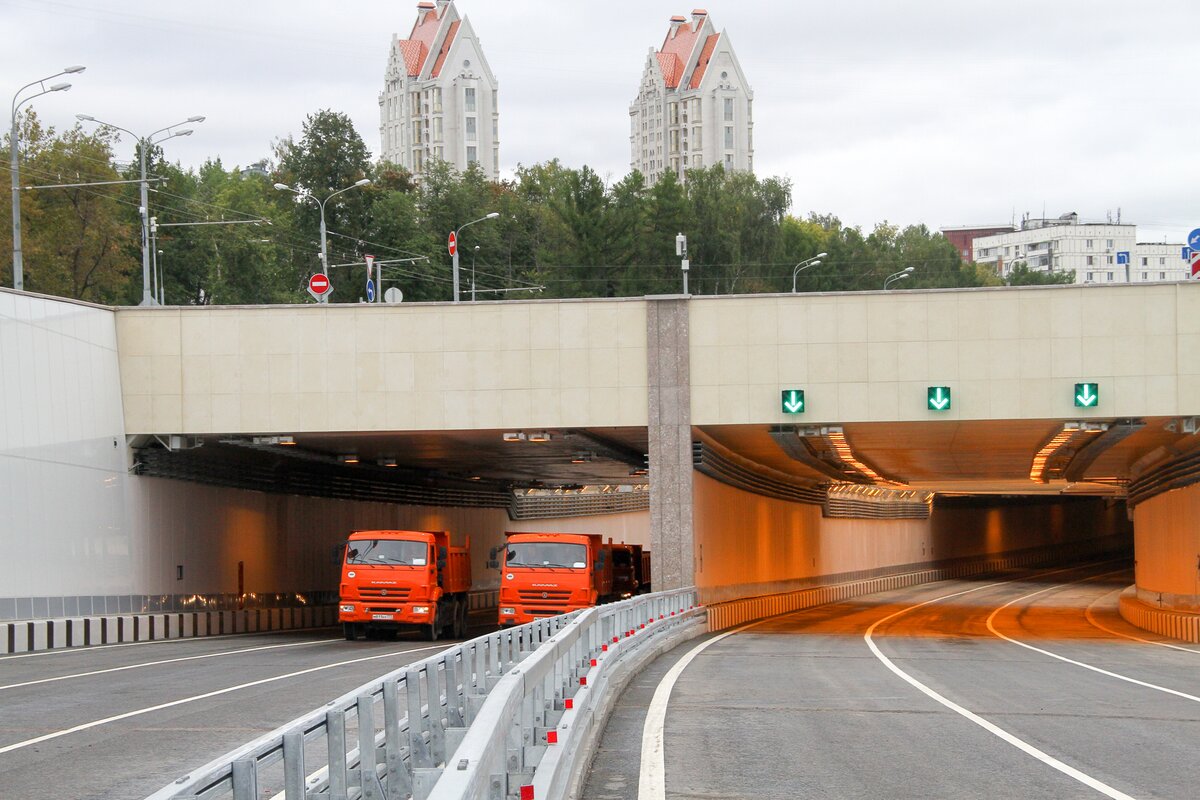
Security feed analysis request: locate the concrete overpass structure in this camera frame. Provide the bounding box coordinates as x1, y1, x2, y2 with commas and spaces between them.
2, 282, 1198, 642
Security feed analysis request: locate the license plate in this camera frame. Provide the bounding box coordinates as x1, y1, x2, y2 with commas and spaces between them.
371, 613, 394, 620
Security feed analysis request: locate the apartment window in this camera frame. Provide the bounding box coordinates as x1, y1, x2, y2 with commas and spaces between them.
1086, 256, 1094, 266
1160, 271, 1166, 280
1106, 255, 1113, 265
669, 102, 679, 124
493, 118, 498, 139
433, 117, 443, 140
433, 88, 442, 112
670, 129, 679, 153
466, 117, 477, 142
467, 145, 478, 163
725, 153, 733, 166
1004, 247, 1010, 256
1106, 239, 1113, 248
724, 97, 733, 121
492, 90, 497, 109
724, 126, 733, 149
1087, 272, 1094, 282
693, 127, 701, 147
434, 145, 443, 160
1159, 257, 1166, 265
692, 154, 702, 167
1086, 239, 1093, 249
465, 87, 476, 112
1141, 257, 1148, 266
1141, 272, 1148, 281
493, 147, 498, 166
1107, 272, 1113, 281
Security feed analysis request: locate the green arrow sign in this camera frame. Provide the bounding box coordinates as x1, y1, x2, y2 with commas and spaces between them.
781, 389, 805, 414
927, 386, 951, 411
1074, 382, 1099, 407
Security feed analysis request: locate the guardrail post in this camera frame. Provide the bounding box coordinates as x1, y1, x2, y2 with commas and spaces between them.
358, 695, 387, 800
282, 730, 306, 800
427, 664, 446, 764
406, 669, 434, 769
327, 708, 349, 799
382, 680, 412, 800
443, 650, 464, 728
231, 758, 258, 800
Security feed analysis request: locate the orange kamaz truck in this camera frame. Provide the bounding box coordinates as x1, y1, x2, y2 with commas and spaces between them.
339, 529, 471, 641
498, 531, 615, 626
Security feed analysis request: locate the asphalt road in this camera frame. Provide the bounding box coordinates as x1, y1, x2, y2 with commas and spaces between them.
583, 563, 1200, 800
0, 615, 494, 800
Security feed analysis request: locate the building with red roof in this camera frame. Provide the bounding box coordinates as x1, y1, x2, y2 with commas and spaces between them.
380, 1, 498, 180
630, 10, 754, 185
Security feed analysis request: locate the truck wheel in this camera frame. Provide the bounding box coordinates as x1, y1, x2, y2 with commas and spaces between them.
343, 623, 357, 641
424, 608, 440, 641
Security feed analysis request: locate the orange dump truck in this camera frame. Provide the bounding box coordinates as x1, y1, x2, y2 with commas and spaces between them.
339, 530, 471, 641
611, 542, 651, 597
498, 532, 614, 626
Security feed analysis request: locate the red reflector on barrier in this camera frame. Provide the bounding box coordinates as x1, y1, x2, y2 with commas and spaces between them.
547, 730, 558, 744
639, 623, 645, 629
520, 785, 535, 800
612, 636, 619, 643
659, 614, 664, 620
602, 644, 608, 652
670, 611, 675, 616
590, 658, 597, 666
565, 698, 574, 709
580, 675, 587, 686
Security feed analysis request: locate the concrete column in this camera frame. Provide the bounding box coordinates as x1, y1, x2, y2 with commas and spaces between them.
646, 297, 695, 590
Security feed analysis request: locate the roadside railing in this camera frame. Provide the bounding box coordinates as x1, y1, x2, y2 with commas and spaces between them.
145, 588, 701, 800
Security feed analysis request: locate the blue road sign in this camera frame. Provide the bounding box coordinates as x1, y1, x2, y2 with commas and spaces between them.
1189, 228, 1200, 249
1116, 251, 1130, 265
366, 278, 376, 302
1184, 247, 1193, 261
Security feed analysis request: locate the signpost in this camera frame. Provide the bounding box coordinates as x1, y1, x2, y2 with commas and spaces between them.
927, 386, 951, 411
447, 231, 457, 256
780, 389, 805, 414
307, 273, 331, 302
365, 278, 376, 303
1074, 382, 1099, 408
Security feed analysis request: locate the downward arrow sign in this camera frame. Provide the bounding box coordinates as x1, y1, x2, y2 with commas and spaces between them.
784, 391, 804, 413
930, 388, 950, 410
1076, 385, 1097, 407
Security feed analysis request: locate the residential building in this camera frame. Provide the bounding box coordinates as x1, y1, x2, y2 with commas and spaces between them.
379, 1, 499, 180
940, 224, 1015, 263
972, 212, 1189, 284
629, 9, 753, 185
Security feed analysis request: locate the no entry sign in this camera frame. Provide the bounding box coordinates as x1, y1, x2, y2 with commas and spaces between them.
308, 273, 332, 301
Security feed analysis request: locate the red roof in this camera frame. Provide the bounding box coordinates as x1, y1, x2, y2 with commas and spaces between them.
688, 33, 719, 89
659, 17, 700, 89
430, 19, 460, 78
401, 8, 442, 76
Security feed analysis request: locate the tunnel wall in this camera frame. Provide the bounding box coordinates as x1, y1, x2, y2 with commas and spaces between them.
1131, 484, 1200, 611
693, 473, 1130, 604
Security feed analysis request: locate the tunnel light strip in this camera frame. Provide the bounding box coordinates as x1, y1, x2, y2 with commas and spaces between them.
825, 428, 896, 485
1029, 423, 1107, 483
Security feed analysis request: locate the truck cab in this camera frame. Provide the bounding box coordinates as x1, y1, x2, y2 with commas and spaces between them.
498, 532, 613, 626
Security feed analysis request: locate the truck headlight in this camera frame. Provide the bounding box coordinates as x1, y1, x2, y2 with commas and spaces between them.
500, 607, 515, 616
339, 604, 355, 613
412, 606, 430, 614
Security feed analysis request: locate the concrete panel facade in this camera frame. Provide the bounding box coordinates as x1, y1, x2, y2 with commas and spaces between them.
116, 299, 650, 434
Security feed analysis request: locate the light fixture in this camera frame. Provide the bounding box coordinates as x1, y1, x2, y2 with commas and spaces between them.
251, 435, 294, 446
503, 432, 527, 442
339, 453, 359, 464
1029, 421, 1108, 483
571, 451, 595, 463
378, 457, 397, 467
527, 431, 551, 443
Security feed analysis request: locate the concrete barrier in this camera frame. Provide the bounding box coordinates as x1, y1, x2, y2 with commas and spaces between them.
1118, 588, 1200, 643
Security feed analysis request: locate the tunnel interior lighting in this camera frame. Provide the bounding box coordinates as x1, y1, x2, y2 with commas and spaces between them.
339, 453, 359, 464
378, 457, 397, 467
503, 432, 527, 442
824, 427, 897, 484
527, 431, 552, 443
570, 451, 595, 463
1029, 421, 1108, 482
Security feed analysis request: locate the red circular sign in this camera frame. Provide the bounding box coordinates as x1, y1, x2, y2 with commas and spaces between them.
308, 273, 331, 294
447, 231, 457, 256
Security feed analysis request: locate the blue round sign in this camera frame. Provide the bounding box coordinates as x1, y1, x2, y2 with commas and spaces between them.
365, 279, 376, 302
1189, 228, 1200, 250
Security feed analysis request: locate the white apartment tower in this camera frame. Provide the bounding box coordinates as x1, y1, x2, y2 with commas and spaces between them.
629, 9, 754, 185
379, 1, 499, 180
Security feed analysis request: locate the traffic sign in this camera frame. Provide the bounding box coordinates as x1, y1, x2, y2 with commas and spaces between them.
1188, 228, 1200, 250
1116, 251, 1130, 265
1074, 382, 1099, 408
365, 278, 376, 302
384, 287, 403, 304
307, 273, 331, 301
448, 231, 457, 256
780, 389, 805, 414
1191, 251, 1200, 279
927, 386, 951, 411
1182, 246, 1192, 262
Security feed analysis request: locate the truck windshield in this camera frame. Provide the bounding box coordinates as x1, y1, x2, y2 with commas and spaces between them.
505, 542, 587, 569
346, 539, 428, 566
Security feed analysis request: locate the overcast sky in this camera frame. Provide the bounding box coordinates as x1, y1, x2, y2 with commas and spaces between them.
5, 0, 1198, 243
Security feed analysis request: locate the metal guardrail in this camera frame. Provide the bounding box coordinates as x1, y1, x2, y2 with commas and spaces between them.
145, 588, 700, 800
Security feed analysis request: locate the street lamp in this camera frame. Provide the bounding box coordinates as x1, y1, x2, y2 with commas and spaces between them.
10, 65, 85, 291
274, 178, 371, 303
452, 211, 499, 302
791, 252, 828, 293
884, 266, 914, 290
471, 244, 480, 302
77, 113, 205, 305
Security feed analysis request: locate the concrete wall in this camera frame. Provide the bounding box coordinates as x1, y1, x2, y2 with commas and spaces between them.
116, 299, 649, 435
1132, 484, 1200, 611
693, 472, 1129, 604
690, 283, 1198, 424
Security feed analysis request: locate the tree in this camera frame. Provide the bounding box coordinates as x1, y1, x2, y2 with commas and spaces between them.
1006, 263, 1075, 286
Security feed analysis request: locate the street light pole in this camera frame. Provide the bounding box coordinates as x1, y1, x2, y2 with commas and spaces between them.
791, 252, 828, 293
452, 211, 499, 302
275, 179, 371, 303
77, 113, 204, 305
10, 65, 85, 291
471, 245, 480, 302
883, 266, 915, 290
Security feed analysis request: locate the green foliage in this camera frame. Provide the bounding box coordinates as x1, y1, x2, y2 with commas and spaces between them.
1005, 263, 1076, 286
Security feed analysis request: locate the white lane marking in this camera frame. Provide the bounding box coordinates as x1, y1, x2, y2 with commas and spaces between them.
1084, 587, 1200, 655
638, 622, 761, 800
0, 627, 338, 661
986, 577, 1200, 704
865, 579, 1138, 800
0, 644, 448, 755
0, 638, 340, 691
